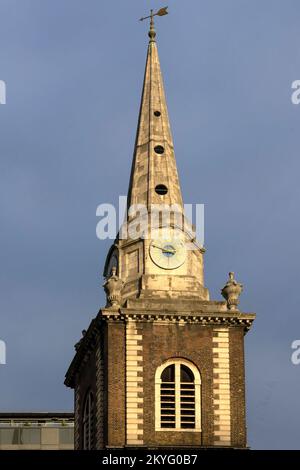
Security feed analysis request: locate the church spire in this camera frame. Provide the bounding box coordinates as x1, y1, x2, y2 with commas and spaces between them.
127, 9, 183, 213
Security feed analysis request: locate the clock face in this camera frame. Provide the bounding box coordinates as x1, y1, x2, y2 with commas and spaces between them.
149, 238, 186, 270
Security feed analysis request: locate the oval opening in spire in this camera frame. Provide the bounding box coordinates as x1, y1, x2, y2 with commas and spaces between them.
155, 184, 168, 196
154, 145, 165, 155
154, 111, 161, 117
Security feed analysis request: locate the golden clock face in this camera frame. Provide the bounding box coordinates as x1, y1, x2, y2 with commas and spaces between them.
149, 238, 186, 270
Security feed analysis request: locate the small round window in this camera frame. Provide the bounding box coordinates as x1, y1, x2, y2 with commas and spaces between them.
155, 184, 168, 195
154, 145, 165, 155
154, 111, 161, 117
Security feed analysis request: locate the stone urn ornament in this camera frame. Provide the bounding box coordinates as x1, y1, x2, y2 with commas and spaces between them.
221, 272, 243, 311
103, 267, 123, 308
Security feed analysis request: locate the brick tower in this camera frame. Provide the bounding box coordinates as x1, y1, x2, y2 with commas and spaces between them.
65, 13, 255, 450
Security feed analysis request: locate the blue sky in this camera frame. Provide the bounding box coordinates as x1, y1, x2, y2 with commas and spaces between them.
0, 0, 300, 449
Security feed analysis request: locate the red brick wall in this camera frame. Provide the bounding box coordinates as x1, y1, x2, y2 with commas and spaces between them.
75, 320, 248, 449
105, 321, 126, 447
229, 327, 247, 447
142, 322, 214, 447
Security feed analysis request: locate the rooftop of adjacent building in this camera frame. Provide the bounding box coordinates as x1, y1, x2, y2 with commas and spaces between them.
0, 412, 74, 450
0, 411, 74, 421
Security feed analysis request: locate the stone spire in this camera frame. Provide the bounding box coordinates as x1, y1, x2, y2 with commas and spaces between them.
127, 14, 183, 213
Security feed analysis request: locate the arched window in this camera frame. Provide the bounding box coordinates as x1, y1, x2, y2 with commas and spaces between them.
155, 359, 201, 432
83, 391, 94, 449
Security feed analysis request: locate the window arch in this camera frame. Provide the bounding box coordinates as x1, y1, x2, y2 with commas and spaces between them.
155, 359, 201, 432
82, 391, 95, 449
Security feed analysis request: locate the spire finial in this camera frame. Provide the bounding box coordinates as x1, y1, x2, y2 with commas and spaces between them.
149, 9, 156, 41
139, 6, 169, 42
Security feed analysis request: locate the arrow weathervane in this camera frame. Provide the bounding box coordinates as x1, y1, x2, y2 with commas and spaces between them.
140, 7, 168, 41
139, 6, 168, 23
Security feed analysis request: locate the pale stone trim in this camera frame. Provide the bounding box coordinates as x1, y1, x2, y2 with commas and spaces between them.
126, 345, 143, 351
214, 419, 231, 425
127, 419, 143, 425
126, 320, 143, 445
127, 392, 143, 398
213, 341, 229, 346
213, 362, 230, 368
127, 433, 143, 440
126, 355, 142, 360
217, 383, 231, 390
127, 366, 143, 372
126, 386, 143, 392
126, 370, 140, 377
214, 352, 229, 358
127, 410, 143, 414
127, 398, 144, 403
214, 368, 229, 374
213, 328, 231, 446
217, 373, 230, 379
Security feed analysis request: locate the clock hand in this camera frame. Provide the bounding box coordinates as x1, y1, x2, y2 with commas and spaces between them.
152, 244, 166, 251
152, 244, 176, 254
162, 248, 176, 254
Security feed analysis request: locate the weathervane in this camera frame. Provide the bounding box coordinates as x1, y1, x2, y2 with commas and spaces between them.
139, 6, 168, 22
139, 7, 168, 40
